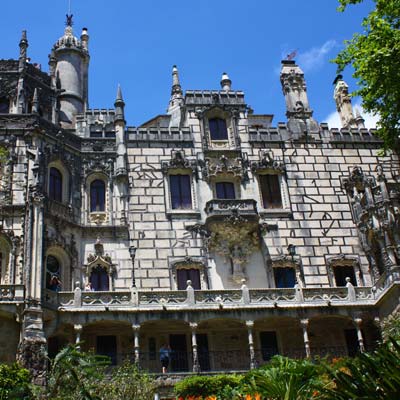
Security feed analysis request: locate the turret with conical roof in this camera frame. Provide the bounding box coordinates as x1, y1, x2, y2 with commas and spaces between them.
52, 14, 89, 127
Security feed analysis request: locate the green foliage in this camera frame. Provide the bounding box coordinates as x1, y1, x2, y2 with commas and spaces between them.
334, 0, 400, 150
381, 311, 400, 342
321, 339, 400, 399
0, 147, 8, 165
94, 362, 156, 400
0, 363, 33, 400
243, 356, 327, 400
174, 374, 244, 399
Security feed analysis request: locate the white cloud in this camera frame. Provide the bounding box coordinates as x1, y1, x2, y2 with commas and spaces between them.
297, 40, 337, 72
324, 100, 379, 129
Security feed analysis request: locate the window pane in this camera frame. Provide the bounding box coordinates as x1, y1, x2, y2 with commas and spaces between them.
188, 269, 201, 289
209, 118, 228, 140
177, 269, 188, 290
260, 175, 282, 208
90, 180, 105, 212
170, 175, 192, 209
216, 182, 235, 199
91, 266, 109, 291
274, 267, 295, 288
49, 167, 63, 202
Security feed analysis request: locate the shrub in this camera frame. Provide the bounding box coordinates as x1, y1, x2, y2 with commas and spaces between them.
0, 363, 32, 400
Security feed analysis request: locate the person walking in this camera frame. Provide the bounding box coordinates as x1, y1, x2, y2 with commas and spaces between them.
159, 343, 171, 373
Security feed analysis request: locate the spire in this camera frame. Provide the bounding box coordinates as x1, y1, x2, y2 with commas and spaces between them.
32, 88, 39, 114
171, 65, 183, 97
18, 30, 28, 72
220, 72, 232, 91
354, 107, 365, 129
114, 84, 125, 123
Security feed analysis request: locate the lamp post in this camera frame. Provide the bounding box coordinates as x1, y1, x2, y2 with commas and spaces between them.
287, 244, 296, 260
129, 245, 137, 288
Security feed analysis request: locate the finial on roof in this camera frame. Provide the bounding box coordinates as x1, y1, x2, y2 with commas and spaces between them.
18, 30, 28, 72
171, 65, 183, 95
66, 14, 73, 27
114, 84, 125, 123
116, 84, 124, 102
220, 72, 232, 91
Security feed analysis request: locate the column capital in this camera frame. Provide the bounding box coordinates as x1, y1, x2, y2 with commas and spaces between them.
300, 318, 309, 328
246, 320, 254, 329
189, 322, 198, 330
132, 324, 141, 332
74, 324, 83, 332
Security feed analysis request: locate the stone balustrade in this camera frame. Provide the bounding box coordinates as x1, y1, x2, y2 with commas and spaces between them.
0, 285, 25, 302
43, 276, 399, 311
205, 199, 258, 216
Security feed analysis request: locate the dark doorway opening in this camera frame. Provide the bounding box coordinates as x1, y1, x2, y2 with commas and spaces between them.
97, 335, 117, 365
197, 333, 210, 371
259, 331, 279, 361
169, 334, 188, 372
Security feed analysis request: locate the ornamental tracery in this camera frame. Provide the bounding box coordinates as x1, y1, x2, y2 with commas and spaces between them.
251, 150, 285, 173
161, 149, 198, 177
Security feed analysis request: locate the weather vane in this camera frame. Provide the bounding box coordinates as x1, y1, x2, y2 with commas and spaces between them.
286, 49, 298, 61
66, 0, 73, 27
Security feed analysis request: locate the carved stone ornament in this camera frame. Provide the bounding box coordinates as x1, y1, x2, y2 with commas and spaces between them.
251, 150, 285, 173
85, 238, 115, 276
341, 166, 375, 195
202, 153, 248, 182
326, 254, 359, 269
161, 149, 198, 177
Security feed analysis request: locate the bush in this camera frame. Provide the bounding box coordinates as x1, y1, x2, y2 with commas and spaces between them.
0, 363, 33, 400
174, 374, 244, 399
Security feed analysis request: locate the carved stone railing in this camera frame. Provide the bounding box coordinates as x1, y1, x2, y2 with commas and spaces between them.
0, 285, 24, 303
45, 199, 77, 224
51, 276, 398, 311
205, 199, 258, 217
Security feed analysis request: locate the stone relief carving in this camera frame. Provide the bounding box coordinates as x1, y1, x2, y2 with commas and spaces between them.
200, 153, 249, 182
161, 149, 198, 177
251, 149, 285, 173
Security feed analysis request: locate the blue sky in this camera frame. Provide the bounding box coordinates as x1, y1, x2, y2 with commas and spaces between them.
1, 0, 376, 127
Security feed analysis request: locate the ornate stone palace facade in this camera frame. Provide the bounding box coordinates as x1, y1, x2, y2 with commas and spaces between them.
1, 19, 400, 385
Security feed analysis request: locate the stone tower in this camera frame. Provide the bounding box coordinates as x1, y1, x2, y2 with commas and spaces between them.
52, 15, 89, 127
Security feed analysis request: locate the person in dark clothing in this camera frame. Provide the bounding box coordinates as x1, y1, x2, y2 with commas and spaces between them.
159, 343, 171, 373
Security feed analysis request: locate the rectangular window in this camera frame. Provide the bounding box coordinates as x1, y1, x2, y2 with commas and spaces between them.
215, 182, 235, 199
274, 267, 295, 288
170, 175, 192, 209
333, 266, 357, 287
209, 118, 228, 140
177, 269, 201, 290
259, 175, 282, 208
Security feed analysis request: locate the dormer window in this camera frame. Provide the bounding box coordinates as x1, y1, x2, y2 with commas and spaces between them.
209, 118, 228, 141
215, 182, 236, 199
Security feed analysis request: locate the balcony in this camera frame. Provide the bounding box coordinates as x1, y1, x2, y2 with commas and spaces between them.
45, 199, 77, 224
0, 285, 25, 303
204, 199, 258, 226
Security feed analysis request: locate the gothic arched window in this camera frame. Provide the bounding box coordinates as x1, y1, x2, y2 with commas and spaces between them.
90, 180, 106, 212
90, 266, 109, 291
46, 255, 61, 291
49, 167, 63, 202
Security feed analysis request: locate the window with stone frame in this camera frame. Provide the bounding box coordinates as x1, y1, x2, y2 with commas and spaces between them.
90, 179, 106, 212
90, 265, 109, 291
208, 117, 228, 141
259, 174, 282, 209
333, 265, 357, 287
49, 167, 63, 202
46, 255, 61, 291
169, 174, 192, 210
215, 181, 236, 199
177, 268, 201, 290
273, 266, 296, 288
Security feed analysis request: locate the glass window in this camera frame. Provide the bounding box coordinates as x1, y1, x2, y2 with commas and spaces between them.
90, 265, 109, 291
170, 175, 192, 209
90, 180, 106, 212
274, 267, 295, 288
209, 118, 228, 140
49, 167, 63, 202
259, 175, 282, 208
0, 98, 9, 114
46, 255, 61, 291
333, 266, 357, 287
177, 269, 201, 290
215, 182, 235, 199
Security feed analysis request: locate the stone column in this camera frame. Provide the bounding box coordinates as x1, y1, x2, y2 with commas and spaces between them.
74, 324, 82, 347
300, 319, 311, 358
190, 323, 200, 373
132, 324, 140, 364
354, 318, 365, 352
246, 320, 257, 369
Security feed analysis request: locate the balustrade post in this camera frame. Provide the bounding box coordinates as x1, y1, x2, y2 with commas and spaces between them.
74, 324, 82, 348
246, 320, 257, 369
346, 278, 356, 302
190, 322, 200, 373
132, 324, 140, 364
241, 279, 250, 304
186, 280, 195, 306
73, 281, 82, 307
353, 318, 365, 353
300, 319, 311, 358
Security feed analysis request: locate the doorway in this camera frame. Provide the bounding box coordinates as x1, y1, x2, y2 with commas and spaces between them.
169, 334, 188, 372
197, 334, 210, 371
97, 335, 117, 365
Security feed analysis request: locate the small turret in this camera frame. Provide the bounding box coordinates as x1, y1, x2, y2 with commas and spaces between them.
114, 84, 125, 123
52, 15, 90, 127
114, 85, 127, 178
167, 65, 184, 127
280, 60, 318, 135
220, 72, 232, 91
333, 75, 360, 129
18, 30, 28, 72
